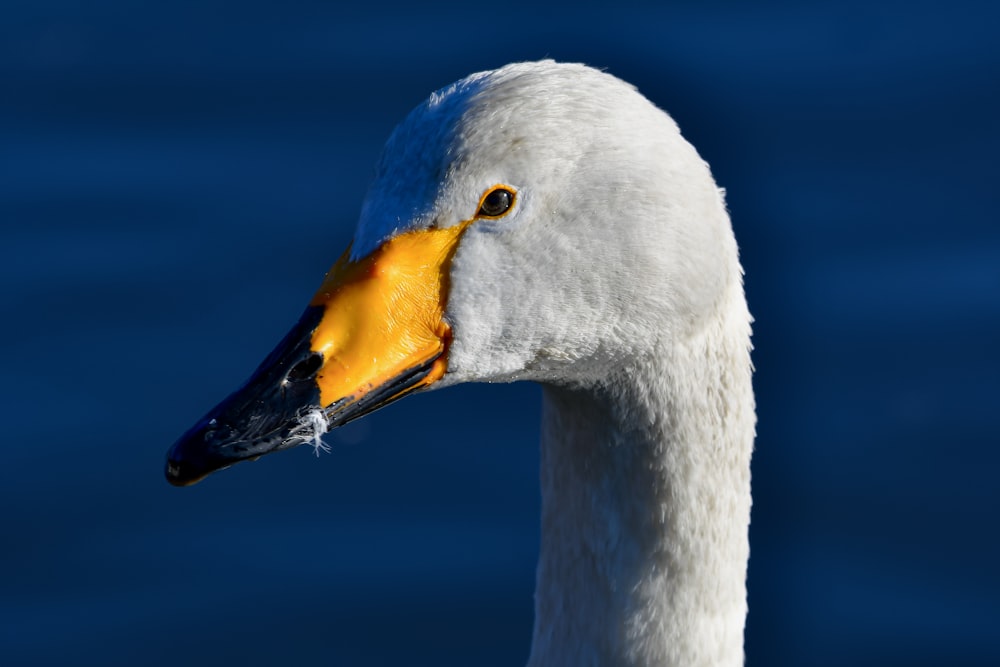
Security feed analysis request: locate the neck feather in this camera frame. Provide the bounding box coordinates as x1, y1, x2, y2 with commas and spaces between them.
527, 295, 754, 667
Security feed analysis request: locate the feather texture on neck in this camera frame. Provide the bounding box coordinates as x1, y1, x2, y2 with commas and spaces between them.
529, 279, 754, 667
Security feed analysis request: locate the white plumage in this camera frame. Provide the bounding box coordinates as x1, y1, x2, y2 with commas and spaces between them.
356, 61, 756, 666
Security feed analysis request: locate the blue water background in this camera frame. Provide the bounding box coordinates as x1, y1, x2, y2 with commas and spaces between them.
2, 1, 998, 665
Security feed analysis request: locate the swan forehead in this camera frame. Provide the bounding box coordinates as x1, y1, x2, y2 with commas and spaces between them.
351, 70, 487, 259
351, 61, 643, 260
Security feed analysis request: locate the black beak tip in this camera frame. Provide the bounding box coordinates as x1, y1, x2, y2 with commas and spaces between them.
165, 424, 237, 487
164, 418, 225, 487
165, 455, 210, 487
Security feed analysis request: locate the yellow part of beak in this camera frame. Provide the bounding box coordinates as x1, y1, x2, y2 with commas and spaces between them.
308, 220, 472, 408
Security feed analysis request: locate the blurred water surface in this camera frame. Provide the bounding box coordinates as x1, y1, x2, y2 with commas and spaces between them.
2, 2, 998, 666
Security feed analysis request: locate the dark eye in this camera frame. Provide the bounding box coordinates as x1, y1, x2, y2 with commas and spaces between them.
478, 187, 515, 218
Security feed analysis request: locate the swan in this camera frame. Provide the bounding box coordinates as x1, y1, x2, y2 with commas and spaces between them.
166, 60, 755, 667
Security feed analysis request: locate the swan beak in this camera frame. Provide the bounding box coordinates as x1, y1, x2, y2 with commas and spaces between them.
165, 223, 469, 487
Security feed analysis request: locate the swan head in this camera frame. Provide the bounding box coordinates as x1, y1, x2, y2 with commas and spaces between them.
166, 60, 739, 486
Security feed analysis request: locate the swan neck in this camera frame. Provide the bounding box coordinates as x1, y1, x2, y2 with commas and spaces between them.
528, 324, 754, 667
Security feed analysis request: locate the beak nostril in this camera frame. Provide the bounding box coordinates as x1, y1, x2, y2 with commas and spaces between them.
287, 353, 323, 383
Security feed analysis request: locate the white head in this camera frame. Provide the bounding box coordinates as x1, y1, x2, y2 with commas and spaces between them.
166, 60, 743, 483
359, 60, 740, 388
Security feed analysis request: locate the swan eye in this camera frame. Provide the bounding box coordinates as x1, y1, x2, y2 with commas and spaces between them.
478, 187, 515, 218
